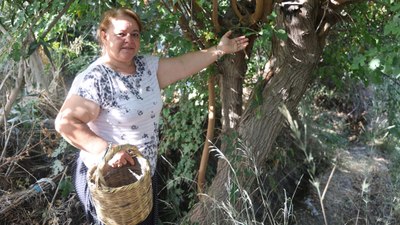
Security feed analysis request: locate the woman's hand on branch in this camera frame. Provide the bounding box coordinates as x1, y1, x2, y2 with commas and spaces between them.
217, 30, 249, 55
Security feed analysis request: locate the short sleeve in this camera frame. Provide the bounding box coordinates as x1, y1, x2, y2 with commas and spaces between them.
144, 55, 159, 77
68, 66, 113, 108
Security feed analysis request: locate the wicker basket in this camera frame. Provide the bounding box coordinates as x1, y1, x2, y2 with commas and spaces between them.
88, 144, 153, 225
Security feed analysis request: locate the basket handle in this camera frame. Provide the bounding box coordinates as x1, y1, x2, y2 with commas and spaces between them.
94, 144, 141, 187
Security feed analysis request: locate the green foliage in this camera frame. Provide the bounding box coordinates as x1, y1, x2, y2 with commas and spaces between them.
158, 77, 209, 221
7, 98, 43, 125
50, 139, 69, 175
139, 3, 193, 56
361, 78, 400, 151
52, 140, 76, 198
317, 0, 400, 140
58, 177, 74, 198
1, 1, 59, 60
319, 1, 400, 86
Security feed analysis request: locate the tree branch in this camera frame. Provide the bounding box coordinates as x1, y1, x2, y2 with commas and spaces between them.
212, 0, 221, 33
160, 0, 174, 14
174, 2, 207, 48
231, 0, 244, 21
0, 60, 26, 123
330, 0, 365, 7
250, 0, 265, 24
0, 69, 14, 94
39, 0, 75, 40
190, 0, 208, 31
0, 23, 12, 41
197, 75, 216, 194
264, 0, 274, 20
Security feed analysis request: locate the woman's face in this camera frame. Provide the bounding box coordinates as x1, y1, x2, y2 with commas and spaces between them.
101, 15, 140, 64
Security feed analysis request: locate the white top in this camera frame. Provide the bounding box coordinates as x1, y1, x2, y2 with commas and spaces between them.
67, 55, 162, 175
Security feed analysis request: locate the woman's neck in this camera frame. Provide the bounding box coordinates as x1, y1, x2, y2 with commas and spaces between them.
101, 55, 136, 75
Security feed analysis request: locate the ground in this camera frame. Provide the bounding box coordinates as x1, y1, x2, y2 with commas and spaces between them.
294, 144, 397, 225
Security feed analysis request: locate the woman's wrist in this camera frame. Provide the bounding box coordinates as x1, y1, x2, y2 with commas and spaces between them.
102, 142, 113, 159
96, 141, 113, 163
214, 45, 224, 60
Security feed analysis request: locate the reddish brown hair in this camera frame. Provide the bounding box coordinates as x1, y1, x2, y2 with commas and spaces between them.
97, 8, 143, 47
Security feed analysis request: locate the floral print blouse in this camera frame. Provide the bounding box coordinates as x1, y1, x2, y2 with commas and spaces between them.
68, 55, 162, 175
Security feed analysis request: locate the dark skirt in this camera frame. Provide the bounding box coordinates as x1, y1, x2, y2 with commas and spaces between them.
73, 155, 158, 225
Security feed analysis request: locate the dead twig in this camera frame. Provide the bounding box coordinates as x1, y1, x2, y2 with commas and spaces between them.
0, 174, 61, 218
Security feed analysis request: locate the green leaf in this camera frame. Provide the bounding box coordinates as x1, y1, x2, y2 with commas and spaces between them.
351, 55, 367, 70
10, 42, 22, 61
51, 160, 64, 176
27, 40, 40, 57
59, 178, 73, 198
275, 29, 288, 40
197, 0, 206, 7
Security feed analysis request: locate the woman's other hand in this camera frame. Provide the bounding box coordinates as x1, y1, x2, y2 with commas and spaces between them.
107, 149, 136, 168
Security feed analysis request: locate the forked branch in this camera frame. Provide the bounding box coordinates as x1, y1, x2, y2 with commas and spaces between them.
232, 0, 274, 25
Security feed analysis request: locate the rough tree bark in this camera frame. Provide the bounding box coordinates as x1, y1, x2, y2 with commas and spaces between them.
189, 0, 364, 224
218, 52, 248, 148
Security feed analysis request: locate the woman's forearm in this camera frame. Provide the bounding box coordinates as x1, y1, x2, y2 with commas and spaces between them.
157, 45, 223, 88
55, 114, 107, 156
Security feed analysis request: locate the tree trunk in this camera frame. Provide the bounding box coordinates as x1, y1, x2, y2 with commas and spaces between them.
240, 0, 323, 172
28, 50, 49, 92
189, 1, 325, 223
0, 60, 26, 124
218, 52, 247, 151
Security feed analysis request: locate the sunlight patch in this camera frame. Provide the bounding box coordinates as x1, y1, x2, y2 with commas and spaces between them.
369, 58, 381, 70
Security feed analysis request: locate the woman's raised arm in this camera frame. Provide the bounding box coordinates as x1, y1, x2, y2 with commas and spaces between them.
157, 30, 248, 89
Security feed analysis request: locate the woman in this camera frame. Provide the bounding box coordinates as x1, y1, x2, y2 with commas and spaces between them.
55, 7, 248, 225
